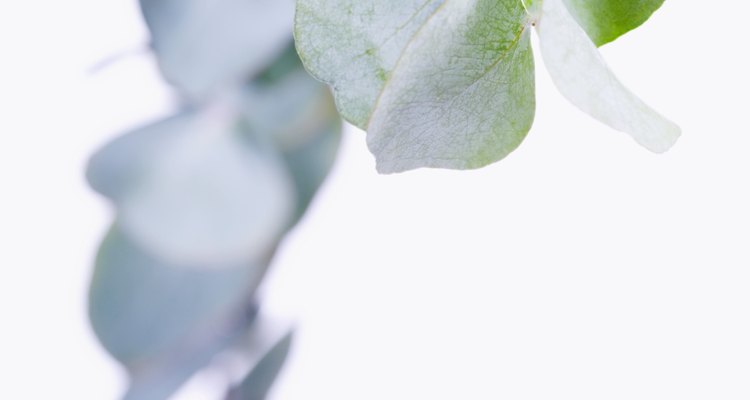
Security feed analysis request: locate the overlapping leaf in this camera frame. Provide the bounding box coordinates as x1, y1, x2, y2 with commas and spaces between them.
295, 0, 679, 173
88, 107, 296, 266
241, 45, 342, 221
225, 332, 294, 400
87, 45, 340, 266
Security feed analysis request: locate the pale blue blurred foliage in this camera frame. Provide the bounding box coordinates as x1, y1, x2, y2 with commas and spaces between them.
139, 0, 293, 100
225, 333, 294, 400
91, 227, 268, 400
86, 0, 341, 398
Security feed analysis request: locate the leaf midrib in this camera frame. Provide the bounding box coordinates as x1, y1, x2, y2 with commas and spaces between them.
366, 1, 529, 130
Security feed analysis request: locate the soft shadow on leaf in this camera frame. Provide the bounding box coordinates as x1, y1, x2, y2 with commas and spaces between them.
225, 332, 294, 400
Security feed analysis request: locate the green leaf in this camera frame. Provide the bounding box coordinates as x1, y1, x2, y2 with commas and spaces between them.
296, 0, 534, 173
536, 0, 680, 152
89, 227, 268, 400
140, 0, 294, 98
367, 1, 534, 173
225, 332, 294, 400
87, 106, 296, 265
563, 0, 665, 46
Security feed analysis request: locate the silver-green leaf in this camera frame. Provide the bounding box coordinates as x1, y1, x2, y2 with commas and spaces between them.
241, 46, 342, 218
225, 332, 294, 400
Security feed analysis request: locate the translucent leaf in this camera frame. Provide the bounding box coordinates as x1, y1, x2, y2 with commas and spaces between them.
536, 0, 680, 153
225, 332, 294, 400
89, 227, 267, 400
88, 107, 296, 266
563, 0, 665, 46
140, 0, 294, 98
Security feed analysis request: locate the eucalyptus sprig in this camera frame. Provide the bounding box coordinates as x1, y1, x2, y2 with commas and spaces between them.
87, 1, 679, 398
295, 0, 678, 173
88, 0, 340, 398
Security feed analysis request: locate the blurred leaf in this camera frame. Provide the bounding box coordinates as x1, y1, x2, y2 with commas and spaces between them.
280, 120, 340, 223
88, 35, 342, 400
88, 106, 296, 265
90, 227, 267, 400
295, 0, 678, 172
139, 0, 294, 98
242, 45, 342, 221
87, 115, 185, 202
225, 332, 294, 400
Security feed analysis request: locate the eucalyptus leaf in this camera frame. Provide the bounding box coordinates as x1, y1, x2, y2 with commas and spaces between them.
89, 5, 343, 400
87, 115, 185, 202
88, 106, 296, 266
296, 0, 534, 173
89, 227, 267, 400
563, 0, 665, 46
243, 45, 342, 217
366, 0, 534, 173
536, 0, 680, 152
140, 0, 294, 98
225, 332, 294, 400
295, 0, 445, 128
280, 121, 340, 221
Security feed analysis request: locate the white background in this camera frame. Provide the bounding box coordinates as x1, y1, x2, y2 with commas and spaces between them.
1, 1, 749, 399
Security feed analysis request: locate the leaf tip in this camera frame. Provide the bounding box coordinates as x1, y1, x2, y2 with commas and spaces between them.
641, 122, 682, 154
374, 158, 404, 175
